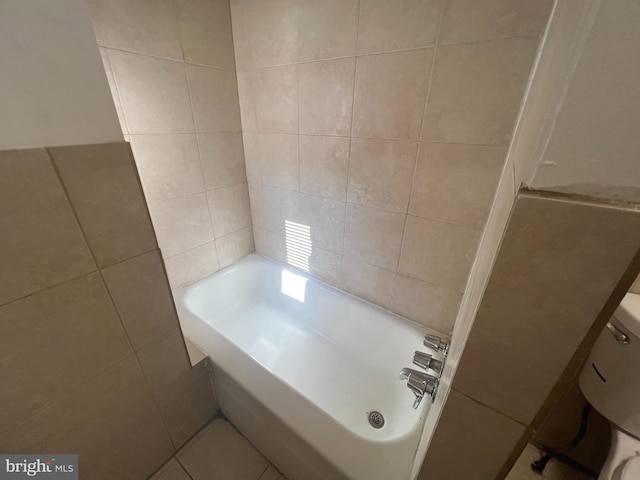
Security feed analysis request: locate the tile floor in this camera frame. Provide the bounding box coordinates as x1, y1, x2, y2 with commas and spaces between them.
150, 418, 286, 480
507, 444, 596, 480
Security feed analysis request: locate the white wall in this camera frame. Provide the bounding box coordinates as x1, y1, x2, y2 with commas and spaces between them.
0, 0, 123, 149
514, 0, 640, 203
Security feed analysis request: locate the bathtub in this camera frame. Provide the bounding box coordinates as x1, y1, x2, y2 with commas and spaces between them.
174, 254, 438, 480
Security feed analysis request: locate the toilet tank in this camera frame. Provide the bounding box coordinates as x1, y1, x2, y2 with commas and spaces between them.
580, 293, 640, 438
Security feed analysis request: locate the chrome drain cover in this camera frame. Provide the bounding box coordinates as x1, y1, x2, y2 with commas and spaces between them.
368, 411, 385, 429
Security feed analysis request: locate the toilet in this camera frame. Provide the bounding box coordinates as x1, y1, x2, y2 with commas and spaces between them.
579, 292, 640, 480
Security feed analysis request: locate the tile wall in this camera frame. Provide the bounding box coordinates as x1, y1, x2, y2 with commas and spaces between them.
233, 0, 552, 335
0, 143, 216, 479
89, 0, 254, 289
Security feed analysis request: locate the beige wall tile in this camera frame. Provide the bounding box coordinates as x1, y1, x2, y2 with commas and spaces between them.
353, 49, 433, 140
308, 248, 343, 288
0, 357, 175, 480
150, 458, 191, 480
348, 138, 418, 213
344, 204, 405, 270
453, 194, 640, 425
242, 133, 260, 183
175, 0, 235, 69
99, 48, 128, 135
89, 0, 182, 60
109, 50, 194, 134
298, 0, 358, 61
254, 65, 298, 134
187, 65, 241, 133
260, 466, 286, 480
423, 37, 539, 145
160, 369, 217, 449
253, 226, 287, 263
439, 0, 553, 46
296, 193, 346, 254
398, 216, 481, 292
198, 133, 247, 190
230, 0, 298, 70
0, 148, 94, 306
131, 134, 205, 203
342, 258, 396, 308
299, 135, 350, 200
249, 133, 299, 190
164, 241, 219, 289
248, 184, 299, 235
216, 227, 255, 268
178, 419, 268, 479
149, 193, 213, 258
298, 58, 355, 136
631, 274, 640, 294
207, 183, 252, 238
392, 275, 462, 335
102, 250, 179, 351
50, 142, 157, 267
409, 142, 506, 228
357, 0, 443, 54
0, 273, 131, 435
236, 71, 258, 133
137, 328, 208, 411
419, 390, 526, 480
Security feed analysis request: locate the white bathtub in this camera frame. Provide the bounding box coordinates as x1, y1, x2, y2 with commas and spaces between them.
174, 254, 439, 480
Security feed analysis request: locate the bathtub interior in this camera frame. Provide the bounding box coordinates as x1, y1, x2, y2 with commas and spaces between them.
180, 255, 436, 443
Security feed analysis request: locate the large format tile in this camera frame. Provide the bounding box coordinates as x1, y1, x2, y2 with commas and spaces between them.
230, 0, 298, 70
254, 66, 298, 134
0, 273, 131, 434
343, 204, 405, 271
253, 227, 287, 263
164, 241, 219, 289
178, 419, 268, 480
357, 0, 443, 54
296, 194, 346, 254
0, 357, 174, 480
347, 138, 418, 213
89, 0, 182, 60
149, 193, 214, 258
109, 50, 194, 134
187, 65, 241, 133
247, 134, 299, 190
150, 459, 191, 480
298, 0, 358, 61
418, 390, 526, 480
99, 48, 128, 135
353, 49, 433, 140
207, 183, 252, 238
131, 134, 205, 203
398, 216, 481, 292
423, 37, 539, 145
198, 132, 247, 190
102, 250, 179, 351
409, 142, 506, 228
298, 58, 355, 136
392, 275, 462, 335
0, 148, 94, 306
439, 0, 552, 46
299, 135, 350, 200
260, 466, 286, 480
248, 185, 299, 235
50, 142, 157, 266
216, 227, 255, 268
175, 0, 235, 69
453, 195, 640, 425
342, 258, 396, 308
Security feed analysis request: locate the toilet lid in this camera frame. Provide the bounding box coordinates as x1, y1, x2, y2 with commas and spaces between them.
620, 456, 640, 480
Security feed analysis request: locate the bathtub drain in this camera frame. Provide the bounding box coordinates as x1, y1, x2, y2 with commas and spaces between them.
368, 411, 385, 429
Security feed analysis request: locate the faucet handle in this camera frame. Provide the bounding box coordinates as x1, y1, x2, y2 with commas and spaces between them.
423, 334, 449, 356
413, 351, 444, 376
398, 368, 439, 409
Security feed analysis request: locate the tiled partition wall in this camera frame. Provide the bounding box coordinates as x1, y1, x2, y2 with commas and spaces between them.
0, 143, 216, 479
89, 0, 254, 289
419, 192, 640, 479
233, 0, 553, 335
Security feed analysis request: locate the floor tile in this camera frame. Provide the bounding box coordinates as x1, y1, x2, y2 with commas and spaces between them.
178, 419, 268, 480
150, 458, 191, 480
260, 465, 285, 480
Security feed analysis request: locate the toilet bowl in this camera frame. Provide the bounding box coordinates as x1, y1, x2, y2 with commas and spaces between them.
579, 293, 640, 480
